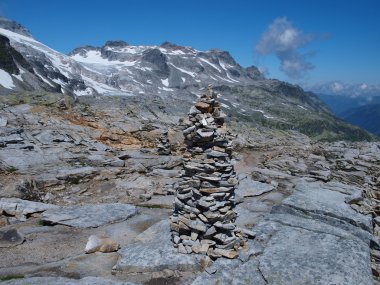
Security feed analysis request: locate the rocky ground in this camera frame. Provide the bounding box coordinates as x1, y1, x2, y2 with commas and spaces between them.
0, 92, 379, 284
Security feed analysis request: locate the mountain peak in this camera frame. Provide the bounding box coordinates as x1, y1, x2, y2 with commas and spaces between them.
104, 40, 129, 48
0, 17, 33, 38
160, 41, 181, 49
68, 45, 100, 56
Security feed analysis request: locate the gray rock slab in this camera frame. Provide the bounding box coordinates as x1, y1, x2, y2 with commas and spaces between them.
0, 198, 58, 217
191, 258, 266, 285
148, 168, 182, 177
0, 276, 135, 285
267, 213, 372, 243
42, 203, 137, 228
114, 220, 203, 273
237, 178, 274, 197
56, 167, 99, 181
272, 179, 372, 233
250, 166, 293, 180
258, 223, 373, 285
137, 195, 174, 209
0, 117, 7, 127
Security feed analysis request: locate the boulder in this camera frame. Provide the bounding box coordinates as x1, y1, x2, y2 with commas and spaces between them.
85, 235, 120, 254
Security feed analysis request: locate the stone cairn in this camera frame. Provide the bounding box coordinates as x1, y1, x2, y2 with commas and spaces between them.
157, 130, 171, 155
170, 85, 246, 259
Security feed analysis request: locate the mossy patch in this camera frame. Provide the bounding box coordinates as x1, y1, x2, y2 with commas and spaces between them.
0, 275, 25, 281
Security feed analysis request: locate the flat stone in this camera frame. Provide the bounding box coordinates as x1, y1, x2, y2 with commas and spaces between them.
56, 167, 99, 181
191, 258, 257, 285
196, 175, 221, 182
214, 221, 236, 231
237, 178, 274, 197
213, 248, 238, 259
114, 220, 203, 273
195, 102, 212, 113
0, 134, 23, 144
42, 203, 137, 228
178, 243, 187, 254
189, 106, 201, 115
272, 179, 373, 235
185, 162, 216, 173
0, 277, 134, 285
207, 151, 228, 158
200, 187, 232, 194
138, 195, 173, 209
258, 220, 373, 285
0, 198, 58, 218
179, 216, 207, 232
198, 198, 216, 209
196, 130, 214, 139
0, 117, 7, 127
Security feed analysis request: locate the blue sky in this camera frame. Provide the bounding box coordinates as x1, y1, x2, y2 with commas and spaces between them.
1, 0, 379, 86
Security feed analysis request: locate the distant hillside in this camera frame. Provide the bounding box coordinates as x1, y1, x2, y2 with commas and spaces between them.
340, 104, 380, 137
317, 93, 380, 115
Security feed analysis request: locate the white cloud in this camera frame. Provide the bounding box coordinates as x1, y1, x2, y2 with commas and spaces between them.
256, 17, 319, 79
332, 82, 344, 92
310, 81, 380, 98
360, 83, 368, 90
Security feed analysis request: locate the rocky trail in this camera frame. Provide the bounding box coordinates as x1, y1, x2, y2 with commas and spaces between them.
0, 93, 379, 284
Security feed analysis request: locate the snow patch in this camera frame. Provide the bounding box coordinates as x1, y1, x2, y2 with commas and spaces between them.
297, 105, 308, 110
34, 69, 55, 87
51, 78, 66, 86
73, 87, 94, 96
181, 77, 186, 83
214, 74, 235, 83
159, 48, 187, 55
158, 86, 174, 91
226, 72, 240, 83
12, 68, 25, 82
219, 61, 232, 71
220, 103, 230, 109
0, 69, 15, 89
252, 109, 274, 119
169, 63, 196, 77
72, 50, 136, 67
161, 78, 169, 87
199, 58, 221, 72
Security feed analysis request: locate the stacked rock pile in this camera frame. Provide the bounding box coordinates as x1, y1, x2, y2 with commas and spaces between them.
170, 86, 249, 259
157, 130, 171, 155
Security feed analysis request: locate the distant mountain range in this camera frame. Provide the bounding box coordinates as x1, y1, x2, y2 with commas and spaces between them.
0, 16, 262, 96
311, 82, 380, 137
340, 104, 380, 136
0, 17, 374, 141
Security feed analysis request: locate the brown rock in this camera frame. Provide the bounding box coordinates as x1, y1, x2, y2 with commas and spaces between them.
0, 216, 8, 227
214, 248, 238, 259
195, 102, 213, 113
